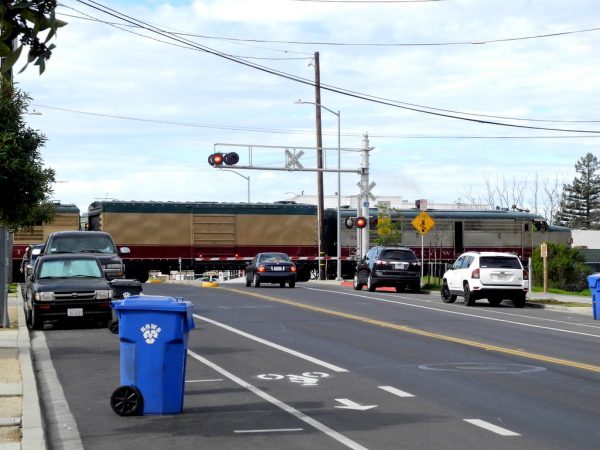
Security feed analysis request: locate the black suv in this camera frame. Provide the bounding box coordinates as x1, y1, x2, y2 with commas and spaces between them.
353, 246, 421, 292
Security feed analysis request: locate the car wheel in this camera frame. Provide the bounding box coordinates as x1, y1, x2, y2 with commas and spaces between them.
441, 282, 457, 303
253, 273, 261, 288
395, 285, 405, 293
463, 283, 475, 306
280, 282, 286, 287
367, 274, 377, 292
411, 282, 421, 293
512, 294, 526, 308
31, 306, 44, 330
352, 274, 363, 290
289, 281, 296, 288
488, 297, 502, 307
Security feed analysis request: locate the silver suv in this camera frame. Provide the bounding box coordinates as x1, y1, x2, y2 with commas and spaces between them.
441, 251, 528, 308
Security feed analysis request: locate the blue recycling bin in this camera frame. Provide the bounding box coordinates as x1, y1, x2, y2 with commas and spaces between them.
587, 274, 600, 320
110, 296, 195, 416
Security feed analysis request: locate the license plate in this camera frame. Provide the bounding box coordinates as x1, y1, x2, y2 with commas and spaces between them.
67, 308, 83, 317
272, 266, 284, 271
394, 263, 407, 270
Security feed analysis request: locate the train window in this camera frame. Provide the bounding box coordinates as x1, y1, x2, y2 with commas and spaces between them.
524, 223, 529, 232
533, 221, 548, 232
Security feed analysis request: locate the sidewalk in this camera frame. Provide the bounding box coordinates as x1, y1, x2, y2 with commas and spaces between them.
0, 290, 46, 450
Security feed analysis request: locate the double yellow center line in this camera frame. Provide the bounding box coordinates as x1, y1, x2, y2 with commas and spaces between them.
228, 288, 600, 374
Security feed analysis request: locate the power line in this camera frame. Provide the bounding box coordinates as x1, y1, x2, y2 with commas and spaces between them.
58, 8, 600, 49
70, 0, 600, 134
31, 104, 600, 139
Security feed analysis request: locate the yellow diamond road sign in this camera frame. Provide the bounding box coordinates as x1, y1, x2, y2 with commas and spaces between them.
412, 211, 435, 235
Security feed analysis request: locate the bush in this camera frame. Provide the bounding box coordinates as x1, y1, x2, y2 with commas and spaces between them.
531, 243, 592, 292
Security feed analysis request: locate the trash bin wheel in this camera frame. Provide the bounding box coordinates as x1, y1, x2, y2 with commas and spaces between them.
111, 385, 143, 416
107, 320, 119, 335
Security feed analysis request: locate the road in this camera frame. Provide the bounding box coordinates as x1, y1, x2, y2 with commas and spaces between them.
32, 281, 600, 449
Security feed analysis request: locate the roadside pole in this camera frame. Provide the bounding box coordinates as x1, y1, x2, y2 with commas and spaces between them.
0, 227, 9, 327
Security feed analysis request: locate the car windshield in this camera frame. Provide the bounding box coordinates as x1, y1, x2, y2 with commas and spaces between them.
259, 253, 291, 263
479, 256, 522, 269
38, 259, 102, 278
380, 250, 417, 261
47, 235, 117, 254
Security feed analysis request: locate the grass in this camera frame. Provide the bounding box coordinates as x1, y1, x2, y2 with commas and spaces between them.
531, 286, 591, 297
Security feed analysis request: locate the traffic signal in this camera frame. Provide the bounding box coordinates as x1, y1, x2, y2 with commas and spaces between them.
344, 216, 369, 229
356, 216, 368, 229
208, 152, 239, 167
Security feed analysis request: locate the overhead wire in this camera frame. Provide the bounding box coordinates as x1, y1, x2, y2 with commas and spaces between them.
69, 0, 600, 134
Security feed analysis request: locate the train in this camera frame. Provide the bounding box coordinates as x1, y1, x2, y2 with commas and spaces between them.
12, 200, 572, 282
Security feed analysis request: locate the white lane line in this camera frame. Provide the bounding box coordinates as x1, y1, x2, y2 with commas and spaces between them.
187, 349, 368, 450
378, 385, 415, 398
194, 314, 348, 373
464, 419, 521, 436
304, 287, 600, 339
234, 428, 304, 434
185, 378, 224, 383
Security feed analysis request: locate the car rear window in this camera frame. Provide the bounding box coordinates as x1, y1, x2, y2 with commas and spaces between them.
479, 256, 522, 269
380, 250, 417, 261
259, 253, 291, 263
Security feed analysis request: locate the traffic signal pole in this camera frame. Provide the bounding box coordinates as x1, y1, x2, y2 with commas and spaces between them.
359, 134, 372, 259
313, 52, 326, 280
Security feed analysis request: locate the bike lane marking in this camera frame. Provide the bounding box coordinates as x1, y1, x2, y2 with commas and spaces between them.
186, 349, 368, 450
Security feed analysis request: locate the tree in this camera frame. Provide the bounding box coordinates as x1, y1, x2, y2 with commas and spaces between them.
0, 78, 55, 229
556, 153, 600, 229
374, 216, 400, 246
1, 0, 66, 75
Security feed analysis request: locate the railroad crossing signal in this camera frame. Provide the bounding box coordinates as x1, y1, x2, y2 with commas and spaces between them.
208, 152, 239, 166
285, 149, 304, 170
412, 211, 435, 235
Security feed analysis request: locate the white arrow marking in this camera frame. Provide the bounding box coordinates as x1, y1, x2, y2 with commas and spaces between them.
334, 399, 378, 411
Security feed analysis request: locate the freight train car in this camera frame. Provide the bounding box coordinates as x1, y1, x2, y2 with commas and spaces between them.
86, 201, 320, 281
324, 207, 572, 264
11, 203, 81, 280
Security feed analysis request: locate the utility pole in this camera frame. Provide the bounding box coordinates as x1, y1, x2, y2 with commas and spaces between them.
313, 52, 325, 280
0, 37, 14, 328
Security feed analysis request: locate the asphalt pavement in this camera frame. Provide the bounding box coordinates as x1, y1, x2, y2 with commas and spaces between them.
0, 279, 595, 449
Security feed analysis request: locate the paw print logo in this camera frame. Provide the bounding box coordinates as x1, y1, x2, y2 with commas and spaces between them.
140, 323, 161, 344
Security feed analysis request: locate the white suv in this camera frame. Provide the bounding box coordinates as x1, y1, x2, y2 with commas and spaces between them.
441, 252, 529, 308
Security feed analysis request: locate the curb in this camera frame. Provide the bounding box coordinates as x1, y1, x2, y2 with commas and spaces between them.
16, 290, 47, 450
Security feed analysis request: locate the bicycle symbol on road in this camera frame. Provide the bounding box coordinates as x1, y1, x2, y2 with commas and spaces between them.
257, 371, 330, 387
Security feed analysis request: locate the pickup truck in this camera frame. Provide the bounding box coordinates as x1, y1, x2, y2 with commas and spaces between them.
42, 231, 130, 280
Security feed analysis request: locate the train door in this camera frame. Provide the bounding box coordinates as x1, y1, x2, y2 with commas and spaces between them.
454, 221, 464, 256
522, 220, 533, 259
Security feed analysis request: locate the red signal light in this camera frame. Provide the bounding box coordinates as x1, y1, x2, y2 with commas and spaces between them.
356, 216, 367, 229
208, 152, 239, 167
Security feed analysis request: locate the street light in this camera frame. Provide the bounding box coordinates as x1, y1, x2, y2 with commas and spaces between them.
222, 169, 250, 203
295, 100, 343, 281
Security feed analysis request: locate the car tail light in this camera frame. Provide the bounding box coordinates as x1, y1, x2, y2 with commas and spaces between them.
523, 270, 529, 280
471, 268, 480, 279
291, 265, 297, 272
258, 265, 266, 273
375, 259, 389, 265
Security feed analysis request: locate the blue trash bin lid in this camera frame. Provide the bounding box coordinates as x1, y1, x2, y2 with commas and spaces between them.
112, 296, 195, 331
588, 273, 600, 289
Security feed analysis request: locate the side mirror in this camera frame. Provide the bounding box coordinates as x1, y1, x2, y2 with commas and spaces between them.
119, 247, 131, 255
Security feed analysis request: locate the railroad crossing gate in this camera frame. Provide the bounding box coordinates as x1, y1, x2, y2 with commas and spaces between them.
412, 211, 436, 235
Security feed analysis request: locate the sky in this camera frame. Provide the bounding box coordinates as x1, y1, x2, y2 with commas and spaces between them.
13, 0, 600, 216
